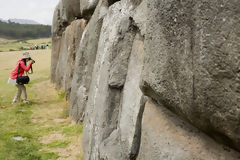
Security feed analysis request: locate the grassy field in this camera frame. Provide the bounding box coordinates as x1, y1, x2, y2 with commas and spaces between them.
0, 50, 83, 160
0, 38, 51, 52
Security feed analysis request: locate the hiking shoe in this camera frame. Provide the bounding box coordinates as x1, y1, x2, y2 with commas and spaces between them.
23, 100, 30, 105
12, 99, 18, 104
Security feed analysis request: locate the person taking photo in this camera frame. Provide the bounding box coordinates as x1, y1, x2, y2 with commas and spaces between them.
8, 52, 35, 104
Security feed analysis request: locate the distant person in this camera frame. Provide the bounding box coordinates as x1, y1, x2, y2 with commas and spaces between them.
34, 44, 38, 50
8, 52, 35, 104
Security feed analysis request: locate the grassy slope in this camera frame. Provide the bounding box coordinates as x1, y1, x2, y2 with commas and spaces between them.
27, 38, 51, 44
0, 50, 83, 160
0, 38, 51, 52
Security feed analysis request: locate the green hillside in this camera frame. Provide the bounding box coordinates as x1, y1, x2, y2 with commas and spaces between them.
0, 21, 51, 39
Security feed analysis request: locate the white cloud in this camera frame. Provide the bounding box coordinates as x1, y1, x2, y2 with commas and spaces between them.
0, 0, 59, 25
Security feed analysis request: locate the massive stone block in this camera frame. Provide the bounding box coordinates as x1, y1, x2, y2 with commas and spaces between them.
51, 1, 83, 84
51, 0, 240, 159
138, 100, 240, 160
51, 0, 81, 37
69, 0, 108, 122
64, 20, 86, 99
193, 0, 240, 150
51, 1, 68, 37
117, 33, 145, 159
54, 19, 86, 94
138, 0, 240, 150
51, 2, 65, 83
80, 0, 122, 19
52, 2, 63, 37
51, 36, 61, 83
54, 31, 68, 88
80, 0, 99, 18
82, 1, 145, 159
99, 33, 146, 160
61, 0, 81, 21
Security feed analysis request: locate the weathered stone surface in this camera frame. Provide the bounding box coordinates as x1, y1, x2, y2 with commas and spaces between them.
69, 0, 108, 122
82, 1, 144, 159
118, 33, 145, 159
138, 100, 240, 160
54, 31, 68, 88
52, 2, 63, 36
138, 0, 240, 150
192, 0, 240, 150
61, 0, 81, 21
54, 19, 86, 94
108, 19, 138, 89
51, 1, 68, 37
51, 1, 82, 83
99, 33, 146, 160
51, 36, 61, 83
80, 0, 122, 19
64, 20, 86, 99
51, 2, 65, 82
51, 0, 240, 159
52, 0, 81, 37
108, 0, 121, 6
80, 0, 99, 18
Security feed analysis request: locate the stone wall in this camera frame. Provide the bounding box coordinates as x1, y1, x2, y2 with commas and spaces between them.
51, 0, 240, 159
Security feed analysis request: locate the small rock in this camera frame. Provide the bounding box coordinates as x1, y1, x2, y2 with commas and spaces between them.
18, 109, 26, 112
0, 106, 6, 109
12, 136, 24, 141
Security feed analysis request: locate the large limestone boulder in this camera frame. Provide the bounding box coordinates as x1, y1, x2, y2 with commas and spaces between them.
116, 33, 146, 160
138, 0, 240, 150
82, 1, 145, 159
138, 100, 240, 160
51, 2, 65, 82
54, 31, 68, 88
61, 0, 81, 22
51, 1, 68, 37
54, 19, 86, 93
51, 0, 81, 37
69, 0, 108, 123
64, 20, 86, 99
80, 0, 99, 18
80, 0, 122, 19
52, 2, 62, 37
51, 0, 240, 158
51, 0, 82, 83
51, 36, 61, 83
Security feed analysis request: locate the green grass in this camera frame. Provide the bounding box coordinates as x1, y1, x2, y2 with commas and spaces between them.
57, 90, 66, 100
63, 125, 84, 137
45, 140, 70, 148
0, 97, 51, 160
0, 50, 83, 160
38, 151, 59, 160
27, 38, 51, 44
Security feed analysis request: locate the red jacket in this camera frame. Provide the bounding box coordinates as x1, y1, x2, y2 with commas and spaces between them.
10, 59, 31, 79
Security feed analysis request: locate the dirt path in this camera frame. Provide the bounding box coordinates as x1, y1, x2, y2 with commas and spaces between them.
31, 80, 84, 160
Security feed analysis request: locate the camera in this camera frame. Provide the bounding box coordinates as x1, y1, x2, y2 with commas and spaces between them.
29, 58, 35, 64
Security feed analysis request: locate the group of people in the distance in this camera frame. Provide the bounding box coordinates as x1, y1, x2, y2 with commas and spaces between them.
30, 44, 49, 50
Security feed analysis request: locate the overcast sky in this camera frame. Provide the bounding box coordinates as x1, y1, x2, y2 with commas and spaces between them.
0, 0, 59, 25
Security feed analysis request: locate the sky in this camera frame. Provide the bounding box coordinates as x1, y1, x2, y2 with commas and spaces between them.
0, 0, 59, 25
